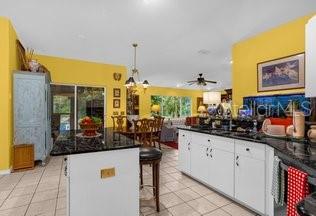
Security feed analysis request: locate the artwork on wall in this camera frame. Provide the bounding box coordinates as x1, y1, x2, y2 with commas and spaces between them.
113, 99, 120, 108
113, 88, 121, 98
257, 53, 305, 92
113, 72, 122, 81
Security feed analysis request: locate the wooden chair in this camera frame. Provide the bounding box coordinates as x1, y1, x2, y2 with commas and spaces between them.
111, 115, 127, 131
135, 118, 162, 212
150, 116, 165, 149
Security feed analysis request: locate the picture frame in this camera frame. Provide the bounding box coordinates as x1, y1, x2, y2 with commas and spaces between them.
257, 53, 305, 92
113, 88, 121, 98
113, 99, 120, 108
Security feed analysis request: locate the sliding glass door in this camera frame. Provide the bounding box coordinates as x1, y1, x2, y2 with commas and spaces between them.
76, 86, 105, 128
51, 84, 105, 139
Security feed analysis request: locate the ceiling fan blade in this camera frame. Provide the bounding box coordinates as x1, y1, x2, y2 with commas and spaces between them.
205, 80, 217, 84
187, 81, 197, 83
189, 82, 195, 86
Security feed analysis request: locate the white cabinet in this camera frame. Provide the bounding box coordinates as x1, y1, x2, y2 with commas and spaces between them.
191, 134, 211, 183
209, 148, 234, 197
235, 142, 265, 214
178, 129, 270, 215
306, 15, 316, 97
67, 148, 139, 216
178, 130, 191, 174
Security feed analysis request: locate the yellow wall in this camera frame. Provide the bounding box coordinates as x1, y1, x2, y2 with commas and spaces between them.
136, 86, 202, 118
35, 55, 127, 127
232, 14, 315, 109
0, 17, 20, 171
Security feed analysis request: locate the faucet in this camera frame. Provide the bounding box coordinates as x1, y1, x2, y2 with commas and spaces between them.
252, 119, 258, 133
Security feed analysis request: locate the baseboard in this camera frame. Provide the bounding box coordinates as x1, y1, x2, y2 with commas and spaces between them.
0, 167, 12, 175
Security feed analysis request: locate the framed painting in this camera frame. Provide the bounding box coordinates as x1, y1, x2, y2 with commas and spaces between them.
257, 53, 305, 92
113, 88, 121, 98
113, 99, 120, 108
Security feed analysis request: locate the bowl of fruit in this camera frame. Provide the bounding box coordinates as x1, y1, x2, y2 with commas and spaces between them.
79, 116, 103, 136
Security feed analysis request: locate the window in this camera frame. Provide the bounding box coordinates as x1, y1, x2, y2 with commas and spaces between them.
151, 95, 191, 118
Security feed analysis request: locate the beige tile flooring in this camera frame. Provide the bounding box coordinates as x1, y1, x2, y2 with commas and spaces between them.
0, 145, 258, 216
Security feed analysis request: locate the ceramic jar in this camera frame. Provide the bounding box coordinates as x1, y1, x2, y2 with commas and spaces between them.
292, 111, 305, 139
308, 125, 316, 142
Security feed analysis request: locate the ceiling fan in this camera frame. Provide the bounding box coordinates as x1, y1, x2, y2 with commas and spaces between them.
186, 73, 217, 86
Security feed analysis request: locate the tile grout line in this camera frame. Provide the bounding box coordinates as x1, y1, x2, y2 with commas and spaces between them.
54, 157, 64, 216
0, 171, 26, 210
23, 164, 49, 216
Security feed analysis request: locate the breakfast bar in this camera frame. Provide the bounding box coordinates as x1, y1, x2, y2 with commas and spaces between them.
50, 128, 140, 216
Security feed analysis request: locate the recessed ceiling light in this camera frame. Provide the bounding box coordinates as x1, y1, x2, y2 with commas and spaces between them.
198, 49, 211, 55
78, 34, 86, 39
230, 60, 233, 64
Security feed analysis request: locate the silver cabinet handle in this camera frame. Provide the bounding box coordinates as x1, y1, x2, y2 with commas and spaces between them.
236, 155, 239, 166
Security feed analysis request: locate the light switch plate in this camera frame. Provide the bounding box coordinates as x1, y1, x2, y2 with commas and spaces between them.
100, 167, 115, 179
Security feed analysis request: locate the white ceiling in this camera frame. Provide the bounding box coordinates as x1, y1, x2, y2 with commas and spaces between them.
1, 0, 315, 90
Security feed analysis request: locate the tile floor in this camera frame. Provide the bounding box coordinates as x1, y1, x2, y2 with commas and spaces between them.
0, 145, 257, 216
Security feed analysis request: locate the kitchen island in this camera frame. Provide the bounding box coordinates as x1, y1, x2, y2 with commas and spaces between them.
178, 126, 316, 216
51, 128, 140, 216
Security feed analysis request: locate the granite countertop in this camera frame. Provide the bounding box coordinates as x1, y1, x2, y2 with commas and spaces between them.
50, 128, 140, 156
178, 126, 316, 176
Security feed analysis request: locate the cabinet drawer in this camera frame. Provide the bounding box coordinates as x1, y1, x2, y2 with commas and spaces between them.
179, 130, 190, 138
191, 132, 211, 146
209, 135, 234, 153
235, 140, 265, 161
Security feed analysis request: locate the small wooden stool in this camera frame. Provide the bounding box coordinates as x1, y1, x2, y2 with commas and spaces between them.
13, 144, 34, 171
139, 147, 162, 212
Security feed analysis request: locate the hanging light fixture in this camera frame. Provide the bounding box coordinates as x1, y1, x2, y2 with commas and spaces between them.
124, 43, 150, 89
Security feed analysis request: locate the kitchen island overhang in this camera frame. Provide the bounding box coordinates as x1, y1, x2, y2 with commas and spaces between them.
51, 128, 141, 216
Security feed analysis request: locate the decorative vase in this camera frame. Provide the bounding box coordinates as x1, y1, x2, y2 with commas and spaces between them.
28, 60, 40, 72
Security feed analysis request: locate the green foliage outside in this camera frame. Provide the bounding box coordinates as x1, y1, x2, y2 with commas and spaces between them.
151, 95, 191, 118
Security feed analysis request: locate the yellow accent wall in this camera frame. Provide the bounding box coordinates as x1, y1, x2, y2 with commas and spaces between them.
136, 86, 203, 118
232, 14, 315, 110
0, 17, 20, 171
34, 55, 127, 127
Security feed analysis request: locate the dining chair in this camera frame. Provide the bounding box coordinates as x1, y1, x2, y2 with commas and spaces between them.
111, 115, 127, 131
150, 116, 165, 149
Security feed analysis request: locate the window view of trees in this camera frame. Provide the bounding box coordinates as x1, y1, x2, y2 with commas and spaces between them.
151, 95, 191, 118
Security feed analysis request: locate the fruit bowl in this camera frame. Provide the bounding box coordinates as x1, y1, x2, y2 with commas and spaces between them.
79, 116, 102, 136
79, 123, 102, 136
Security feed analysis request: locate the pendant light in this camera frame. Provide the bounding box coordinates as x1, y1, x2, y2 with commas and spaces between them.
124, 43, 150, 89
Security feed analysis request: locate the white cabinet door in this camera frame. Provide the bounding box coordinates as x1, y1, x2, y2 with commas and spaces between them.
209, 148, 234, 197
306, 15, 316, 97
178, 130, 191, 174
191, 142, 210, 183
235, 155, 265, 214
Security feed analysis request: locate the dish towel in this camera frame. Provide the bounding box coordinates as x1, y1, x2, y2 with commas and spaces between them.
286, 166, 310, 216
271, 156, 285, 206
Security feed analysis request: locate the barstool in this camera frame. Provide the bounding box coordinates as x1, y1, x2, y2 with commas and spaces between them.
140, 147, 162, 212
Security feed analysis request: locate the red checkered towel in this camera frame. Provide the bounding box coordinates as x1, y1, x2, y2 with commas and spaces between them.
286, 167, 310, 216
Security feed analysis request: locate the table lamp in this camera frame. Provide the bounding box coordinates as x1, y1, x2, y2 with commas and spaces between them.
203, 91, 221, 115
151, 104, 160, 116
198, 105, 206, 117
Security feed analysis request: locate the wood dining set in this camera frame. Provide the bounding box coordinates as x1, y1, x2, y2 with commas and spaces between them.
111, 115, 165, 212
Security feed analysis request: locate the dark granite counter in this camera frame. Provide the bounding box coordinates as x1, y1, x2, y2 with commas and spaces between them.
178, 126, 316, 176
50, 128, 140, 156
